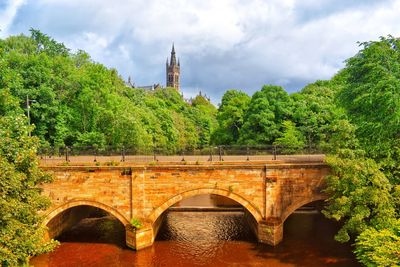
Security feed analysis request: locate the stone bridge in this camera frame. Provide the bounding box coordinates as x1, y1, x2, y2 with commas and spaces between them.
40, 160, 329, 250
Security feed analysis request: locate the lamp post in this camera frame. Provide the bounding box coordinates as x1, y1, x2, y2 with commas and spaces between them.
26, 95, 36, 137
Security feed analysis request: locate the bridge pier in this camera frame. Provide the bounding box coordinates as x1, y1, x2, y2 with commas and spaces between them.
257, 218, 283, 246
125, 218, 284, 251
125, 224, 154, 250
125, 212, 167, 250
245, 210, 283, 246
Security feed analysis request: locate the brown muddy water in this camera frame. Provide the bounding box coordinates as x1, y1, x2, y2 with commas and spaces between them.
31, 196, 360, 267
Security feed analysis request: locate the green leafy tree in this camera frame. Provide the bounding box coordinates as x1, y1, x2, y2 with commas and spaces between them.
320, 119, 359, 154
323, 35, 400, 266
1, 32, 220, 152
355, 220, 400, 267
273, 120, 304, 153
323, 150, 395, 243
74, 132, 106, 149
0, 90, 57, 266
191, 95, 218, 147
239, 85, 292, 144
29, 28, 70, 56
213, 89, 250, 145
291, 80, 346, 148
337, 35, 400, 183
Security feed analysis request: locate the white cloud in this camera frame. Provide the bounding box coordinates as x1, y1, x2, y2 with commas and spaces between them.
3, 0, 400, 100
0, 0, 25, 37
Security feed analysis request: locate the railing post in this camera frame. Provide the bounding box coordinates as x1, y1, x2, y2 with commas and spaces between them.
208, 146, 213, 161
121, 146, 125, 162
93, 148, 97, 162
181, 150, 185, 162
273, 145, 277, 160
153, 148, 157, 162
65, 146, 69, 162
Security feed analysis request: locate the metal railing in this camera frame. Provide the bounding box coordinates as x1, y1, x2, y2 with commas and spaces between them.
38, 145, 325, 164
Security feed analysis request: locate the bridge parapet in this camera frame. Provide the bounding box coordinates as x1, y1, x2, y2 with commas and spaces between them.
38, 145, 325, 165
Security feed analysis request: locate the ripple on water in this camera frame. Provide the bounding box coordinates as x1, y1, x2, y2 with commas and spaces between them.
31, 211, 360, 267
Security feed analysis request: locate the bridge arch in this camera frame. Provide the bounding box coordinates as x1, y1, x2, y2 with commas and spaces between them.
43, 199, 130, 227
280, 195, 327, 223
147, 188, 263, 224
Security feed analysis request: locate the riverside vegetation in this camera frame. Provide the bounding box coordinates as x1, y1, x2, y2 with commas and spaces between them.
0, 30, 399, 266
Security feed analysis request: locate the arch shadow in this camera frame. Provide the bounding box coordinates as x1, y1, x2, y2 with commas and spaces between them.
43, 199, 130, 227
281, 195, 327, 223
147, 188, 263, 224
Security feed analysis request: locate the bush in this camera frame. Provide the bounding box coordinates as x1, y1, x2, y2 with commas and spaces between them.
130, 218, 143, 229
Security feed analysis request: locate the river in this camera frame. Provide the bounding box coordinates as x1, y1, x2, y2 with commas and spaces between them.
31, 196, 359, 267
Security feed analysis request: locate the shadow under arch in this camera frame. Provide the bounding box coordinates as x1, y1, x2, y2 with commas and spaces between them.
280, 195, 327, 224
147, 188, 263, 224
43, 199, 130, 228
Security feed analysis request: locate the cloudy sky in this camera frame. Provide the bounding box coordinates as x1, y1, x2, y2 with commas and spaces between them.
1, 0, 400, 103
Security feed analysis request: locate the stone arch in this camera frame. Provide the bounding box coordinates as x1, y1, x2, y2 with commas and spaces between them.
280, 195, 327, 223
147, 188, 263, 224
43, 199, 130, 227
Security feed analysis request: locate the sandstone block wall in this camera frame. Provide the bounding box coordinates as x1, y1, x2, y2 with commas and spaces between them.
40, 161, 329, 248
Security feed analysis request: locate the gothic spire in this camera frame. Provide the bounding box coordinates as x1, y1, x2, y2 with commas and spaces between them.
166, 43, 180, 91
170, 43, 177, 66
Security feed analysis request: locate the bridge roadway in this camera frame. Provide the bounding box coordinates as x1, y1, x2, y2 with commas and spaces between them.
39, 154, 325, 165
39, 155, 329, 250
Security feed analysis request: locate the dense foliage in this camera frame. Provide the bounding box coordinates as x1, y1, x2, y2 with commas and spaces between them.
0, 89, 57, 266
239, 85, 293, 144
212, 89, 250, 145
354, 219, 400, 266
273, 120, 304, 153
0, 30, 217, 152
322, 36, 400, 266
0, 30, 347, 152
323, 151, 395, 242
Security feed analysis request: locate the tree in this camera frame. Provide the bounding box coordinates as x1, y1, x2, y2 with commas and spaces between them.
213, 89, 250, 145
273, 120, 304, 153
30, 28, 70, 56
337, 36, 400, 183
291, 80, 346, 148
1, 32, 220, 152
320, 119, 359, 154
191, 96, 217, 148
323, 150, 395, 243
0, 90, 57, 266
355, 220, 400, 267
322, 36, 400, 266
239, 85, 292, 144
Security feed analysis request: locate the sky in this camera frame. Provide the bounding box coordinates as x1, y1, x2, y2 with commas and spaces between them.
1, 0, 400, 103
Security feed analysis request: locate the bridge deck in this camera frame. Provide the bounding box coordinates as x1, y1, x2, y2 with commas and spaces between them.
39, 154, 325, 166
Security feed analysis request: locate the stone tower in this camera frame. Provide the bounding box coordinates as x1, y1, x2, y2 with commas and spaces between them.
166, 44, 180, 90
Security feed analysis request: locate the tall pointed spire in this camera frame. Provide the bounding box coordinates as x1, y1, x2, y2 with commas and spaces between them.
170, 43, 177, 66
166, 43, 180, 91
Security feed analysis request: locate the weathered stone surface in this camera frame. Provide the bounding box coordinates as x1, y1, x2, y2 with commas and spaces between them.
40, 161, 329, 249
258, 219, 283, 245
126, 224, 154, 250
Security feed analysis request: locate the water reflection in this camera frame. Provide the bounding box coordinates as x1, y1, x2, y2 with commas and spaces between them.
31, 210, 359, 267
